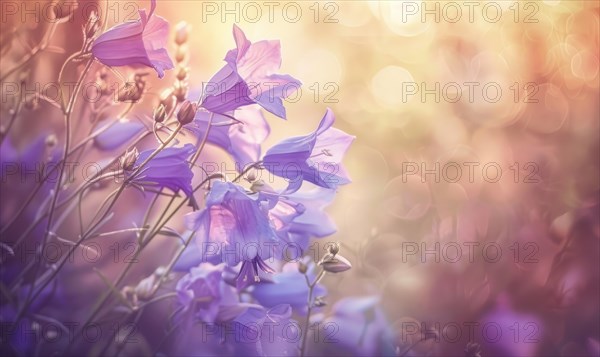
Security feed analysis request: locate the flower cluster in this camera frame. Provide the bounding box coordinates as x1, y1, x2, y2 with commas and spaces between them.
0, 1, 398, 356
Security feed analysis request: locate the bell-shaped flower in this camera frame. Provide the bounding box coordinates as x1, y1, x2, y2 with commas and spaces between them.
189, 105, 270, 169
126, 144, 196, 207
200, 25, 300, 118
262, 108, 355, 192
91, 0, 174, 78
184, 181, 280, 289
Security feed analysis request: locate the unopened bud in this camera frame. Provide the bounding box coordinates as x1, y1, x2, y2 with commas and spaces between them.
319, 254, 351, 273
297, 261, 308, 274
153, 104, 167, 123
117, 83, 137, 102
176, 66, 189, 81
175, 46, 187, 63
120, 147, 139, 171
327, 242, 340, 256
85, 11, 101, 39
175, 21, 190, 45
177, 100, 197, 125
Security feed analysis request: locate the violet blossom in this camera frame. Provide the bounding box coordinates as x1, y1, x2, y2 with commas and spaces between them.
262, 108, 355, 192
184, 181, 280, 289
91, 0, 174, 78
188, 105, 270, 169
200, 25, 300, 118
126, 144, 196, 207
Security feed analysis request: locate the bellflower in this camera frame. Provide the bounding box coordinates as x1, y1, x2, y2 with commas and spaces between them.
184, 181, 279, 289
189, 105, 270, 168
176, 263, 242, 323
200, 25, 300, 118
262, 108, 355, 193
91, 0, 174, 78
126, 144, 196, 207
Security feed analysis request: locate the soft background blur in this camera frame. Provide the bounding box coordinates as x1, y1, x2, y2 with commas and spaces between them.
2, 0, 599, 356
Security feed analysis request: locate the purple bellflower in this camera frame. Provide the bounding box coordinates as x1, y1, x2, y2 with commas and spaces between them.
176, 263, 243, 323
189, 105, 270, 169
91, 0, 174, 78
184, 181, 280, 290
126, 143, 197, 207
200, 25, 300, 118
262, 108, 355, 193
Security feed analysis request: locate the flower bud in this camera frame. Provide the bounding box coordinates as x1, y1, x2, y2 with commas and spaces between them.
319, 254, 352, 273
174, 21, 190, 45
176, 66, 189, 81
120, 147, 139, 171
85, 11, 101, 39
153, 104, 167, 123
117, 83, 137, 102
173, 81, 189, 103
297, 261, 308, 274
175, 45, 187, 63
327, 242, 340, 256
177, 100, 197, 125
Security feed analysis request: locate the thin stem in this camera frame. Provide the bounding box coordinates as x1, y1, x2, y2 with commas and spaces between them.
300, 268, 325, 357
16, 57, 94, 325
189, 112, 214, 167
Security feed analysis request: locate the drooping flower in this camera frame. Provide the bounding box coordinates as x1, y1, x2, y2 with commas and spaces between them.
262, 108, 355, 192
200, 25, 301, 118
189, 105, 270, 169
126, 144, 196, 207
184, 181, 279, 289
91, 0, 174, 78
250, 258, 326, 314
